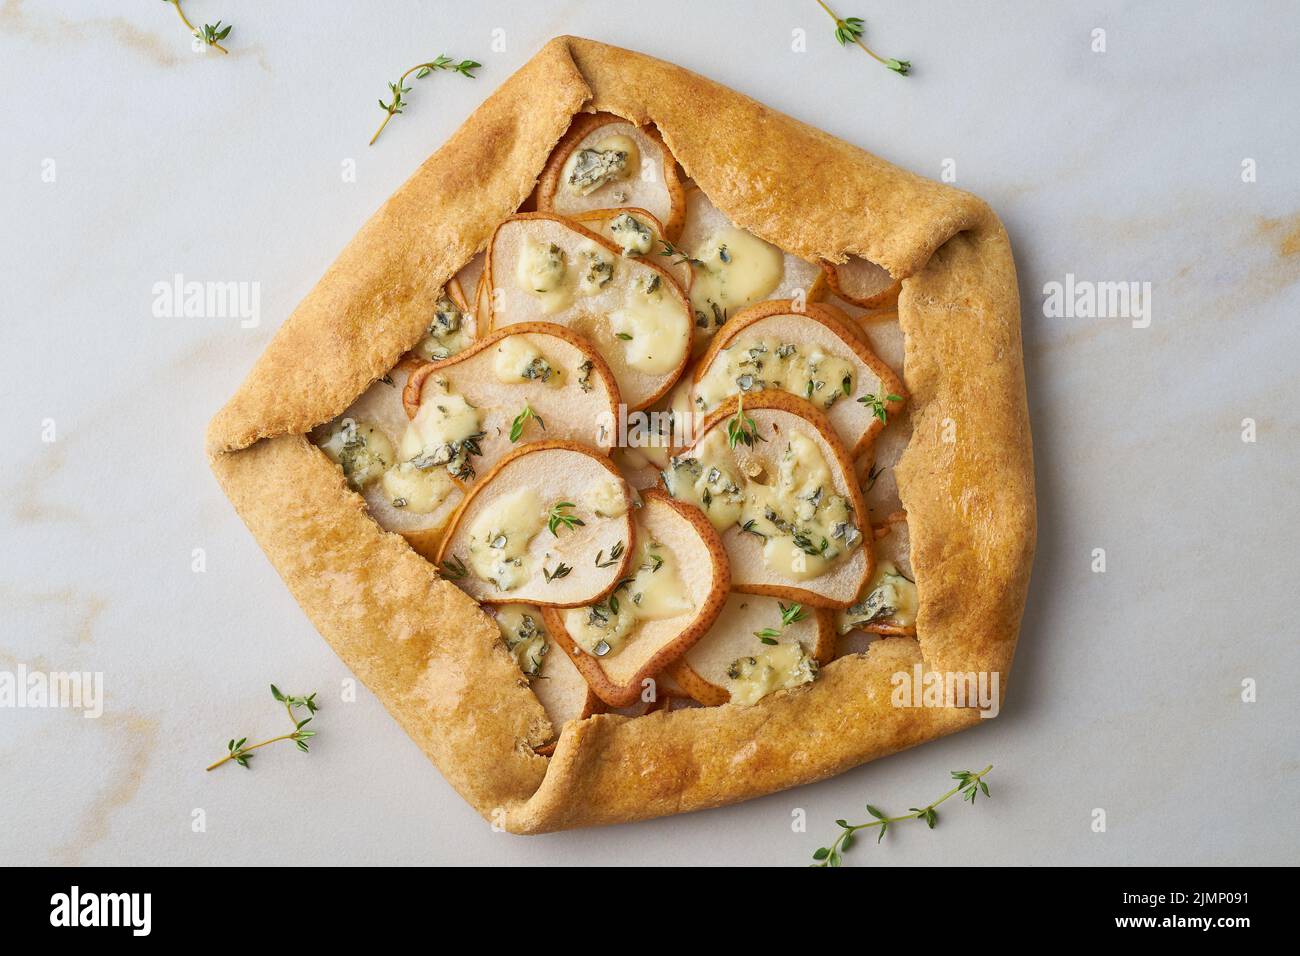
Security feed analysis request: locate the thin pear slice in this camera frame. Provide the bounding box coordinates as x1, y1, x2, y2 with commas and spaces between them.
485, 214, 692, 410
403, 321, 620, 473
486, 604, 604, 754
435, 441, 635, 607
542, 489, 729, 708
857, 405, 912, 522
569, 206, 691, 289
310, 358, 452, 561
821, 256, 901, 309
676, 185, 825, 351
692, 300, 907, 458
537, 112, 686, 239
411, 275, 476, 363
669, 593, 835, 706
660, 391, 873, 608
836, 511, 917, 639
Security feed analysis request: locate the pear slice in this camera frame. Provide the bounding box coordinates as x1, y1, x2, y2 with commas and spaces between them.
310, 358, 455, 562
821, 256, 901, 309
403, 321, 620, 472
435, 440, 636, 607
486, 604, 604, 755
542, 489, 729, 707
836, 511, 917, 643
660, 391, 873, 608
569, 206, 692, 289
411, 275, 477, 363
537, 112, 686, 239
484, 214, 692, 410
857, 404, 912, 522
675, 185, 825, 351
691, 300, 907, 458
669, 593, 836, 706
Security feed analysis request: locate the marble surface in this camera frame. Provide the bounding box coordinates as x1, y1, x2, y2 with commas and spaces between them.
2, 0, 1297, 866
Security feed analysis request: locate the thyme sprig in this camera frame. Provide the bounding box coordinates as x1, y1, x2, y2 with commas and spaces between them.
440, 554, 469, 579
547, 502, 585, 537
509, 404, 545, 442
162, 0, 230, 54
370, 55, 481, 146
857, 392, 903, 425
754, 601, 808, 644
813, 1, 911, 75
658, 239, 704, 268
812, 764, 992, 866
725, 395, 765, 449
206, 685, 320, 771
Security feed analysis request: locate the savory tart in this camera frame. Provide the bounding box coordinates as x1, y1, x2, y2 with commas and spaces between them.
208, 37, 1035, 834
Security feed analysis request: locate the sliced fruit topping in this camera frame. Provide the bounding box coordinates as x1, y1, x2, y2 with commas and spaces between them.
537, 112, 686, 240
692, 300, 906, 457
543, 489, 729, 707
436, 441, 635, 606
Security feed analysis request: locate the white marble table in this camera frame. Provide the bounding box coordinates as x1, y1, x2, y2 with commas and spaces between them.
2, 0, 1296, 865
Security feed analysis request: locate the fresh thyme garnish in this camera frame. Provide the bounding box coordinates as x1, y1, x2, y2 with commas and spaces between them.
812, 765, 992, 866
814, 1, 911, 75
439, 554, 469, 579
595, 540, 626, 568
740, 519, 768, 539
753, 601, 807, 643
162, 0, 231, 54
509, 404, 545, 442
206, 684, 319, 771
543, 561, 572, 582
857, 392, 903, 425
370, 55, 481, 146
547, 502, 585, 537
658, 239, 704, 268
864, 462, 884, 493
614, 332, 634, 341
725, 395, 765, 449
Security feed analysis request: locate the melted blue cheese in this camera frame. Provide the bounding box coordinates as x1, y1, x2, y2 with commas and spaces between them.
494, 604, 549, 677
397, 384, 484, 482
466, 488, 545, 591
663, 427, 861, 580
837, 560, 918, 632
688, 227, 783, 333
727, 641, 818, 705
492, 336, 564, 387
562, 523, 691, 657
414, 294, 472, 361
609, 273, 688, 375
697, 337, 858, 412
563, 134, 640, 196
319, 418, 395, 490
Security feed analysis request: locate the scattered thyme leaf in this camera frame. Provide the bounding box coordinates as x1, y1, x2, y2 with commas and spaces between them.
546, 502, 585, 537
509, 404, 545, 442
811, 764, 992, 866
814, 1, 912, 76
370, 55, 481, 146
207, 685, 323, 772
162, 0, 231, 55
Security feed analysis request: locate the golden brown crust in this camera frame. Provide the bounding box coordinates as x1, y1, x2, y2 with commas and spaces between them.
207, 36, 1034, 834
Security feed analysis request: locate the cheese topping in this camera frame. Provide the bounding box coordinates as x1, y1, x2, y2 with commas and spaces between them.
663, 426, 861, 579
576, 241, 617, 295
466, 488, 545, 591
382, 460, 455, 514
609, 273, 689, 375
688, 227, 783, 333
492, 336, 563, 387
727, 641, 818, 706
319, 418, 395, 490
414, 293, 472, 361
563, 521, 692, 657
697, 337, 858, 412
494, 604, 549, 677
837, 559, 918, 632
398, 383, 484, 482
516, 239, 573, 313
608, 212, 655, 256
589, 478, 629, 518
563, 134, 640, 196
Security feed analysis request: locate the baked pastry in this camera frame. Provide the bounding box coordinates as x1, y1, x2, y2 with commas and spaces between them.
208, 37, 1035, 833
